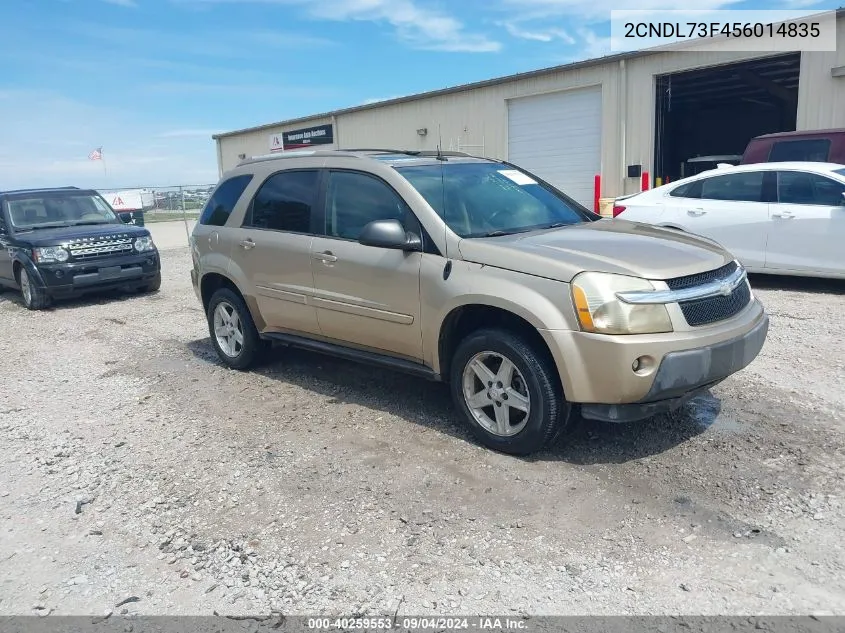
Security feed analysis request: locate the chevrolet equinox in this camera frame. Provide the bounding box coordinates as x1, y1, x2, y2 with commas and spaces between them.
189, 149, 769, 455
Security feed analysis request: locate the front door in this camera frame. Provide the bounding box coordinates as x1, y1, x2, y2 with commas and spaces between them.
230, 169, 322, 336
765, 170, 845, 275
662, 170, 770, 269
310, 170, 424, 361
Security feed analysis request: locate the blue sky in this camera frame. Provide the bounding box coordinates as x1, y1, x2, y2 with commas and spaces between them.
0, 0, 836, 189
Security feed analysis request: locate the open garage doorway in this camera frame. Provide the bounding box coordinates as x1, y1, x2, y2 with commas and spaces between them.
653, 52, 800, 184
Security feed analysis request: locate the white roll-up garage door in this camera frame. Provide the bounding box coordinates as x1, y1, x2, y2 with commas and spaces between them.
507, 85, 602, 208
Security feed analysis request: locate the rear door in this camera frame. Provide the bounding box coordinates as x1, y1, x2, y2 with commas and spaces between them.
229, 169, 323, 336
0, 207, 13, 284
657, 171, 770, 269
765, 170, 845, 275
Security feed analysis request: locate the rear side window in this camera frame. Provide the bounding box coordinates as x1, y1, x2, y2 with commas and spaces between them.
768, 139, 831, 162
199, 175, 253, 226
777, 171, 845, 206
699, 172, 765, 202
245, 170, 320, 233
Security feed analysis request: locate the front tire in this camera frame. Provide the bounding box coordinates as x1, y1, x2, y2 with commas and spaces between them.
18, 267, 50, 310
449, 329, 570, 456
142, 272, 162, 293
207, 287, 263, 370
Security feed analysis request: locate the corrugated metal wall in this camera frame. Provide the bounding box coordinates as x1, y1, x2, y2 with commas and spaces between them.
217, 15, 844, 199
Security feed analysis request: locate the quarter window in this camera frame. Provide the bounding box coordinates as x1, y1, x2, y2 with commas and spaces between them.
246, 170, 319, 232
324, 171, 415, 241
777, 171, 845, 206
199, 175, 253, 227
669, 181, 700, 198
699, 172, 765, 202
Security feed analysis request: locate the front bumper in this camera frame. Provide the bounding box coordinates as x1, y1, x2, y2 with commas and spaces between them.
539, 299, 769, 421
33, 251, 160, 297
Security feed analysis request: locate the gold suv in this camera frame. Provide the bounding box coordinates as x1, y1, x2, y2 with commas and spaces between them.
190, 149, 769, 455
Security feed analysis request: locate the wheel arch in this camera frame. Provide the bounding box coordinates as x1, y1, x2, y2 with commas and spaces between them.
199, 272, 266, 330
436, 302, 562, 391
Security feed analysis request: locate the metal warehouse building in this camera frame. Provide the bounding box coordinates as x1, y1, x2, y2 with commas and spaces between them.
213, 10, 845, 212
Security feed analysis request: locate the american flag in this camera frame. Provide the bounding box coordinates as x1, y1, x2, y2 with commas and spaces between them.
88, 147, 103, 161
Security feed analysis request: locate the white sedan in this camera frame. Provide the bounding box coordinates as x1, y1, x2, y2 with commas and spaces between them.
613, 161, 845, 279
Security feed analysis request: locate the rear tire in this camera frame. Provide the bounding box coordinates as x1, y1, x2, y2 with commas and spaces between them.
449, 328, 571, 456
207, 287, 263, 370
18, 267, 50, 310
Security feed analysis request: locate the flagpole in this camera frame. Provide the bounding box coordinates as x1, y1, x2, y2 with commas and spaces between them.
102, 151, 108, 185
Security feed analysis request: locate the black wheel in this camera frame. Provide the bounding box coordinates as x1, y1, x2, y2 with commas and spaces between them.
18, 267, 51, 310
142, 272, 161, 293
207, 287, 263, 370
449, 328, 571, 456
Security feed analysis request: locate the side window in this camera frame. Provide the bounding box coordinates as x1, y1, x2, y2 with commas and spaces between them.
245, 170, 319, 232
769, 139, 831, 162
699, 172, 764, 202
198, 175, 253, 227
324, 171, 414, 241
669, 180, 701, 198
777, 171, 845, 206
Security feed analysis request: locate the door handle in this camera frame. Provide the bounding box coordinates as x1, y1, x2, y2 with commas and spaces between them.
239, 238, 256, 249
313, 251, 337, 263
771, 211, 795, 219
687, 209, 707, 217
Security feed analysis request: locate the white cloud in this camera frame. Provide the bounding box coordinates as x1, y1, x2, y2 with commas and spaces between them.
0, 90, 217, 189
102, 0, 138, 6
178, 0, 501, 52
499, 0, 744, 22
361, 95, 405, 105
501, 22, 575, 43
156, 129, 220, 138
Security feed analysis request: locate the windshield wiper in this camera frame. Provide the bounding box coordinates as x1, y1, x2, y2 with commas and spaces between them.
17, 223, 72, 231
482, 229, 519, 237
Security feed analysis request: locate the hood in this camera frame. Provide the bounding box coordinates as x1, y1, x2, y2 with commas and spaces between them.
13, 223, 149, 247
457, 219, 732, 282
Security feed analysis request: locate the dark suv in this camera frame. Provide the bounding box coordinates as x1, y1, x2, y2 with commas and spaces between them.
0, 187, 161, 310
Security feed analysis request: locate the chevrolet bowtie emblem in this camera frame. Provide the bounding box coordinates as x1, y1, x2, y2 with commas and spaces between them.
719, 281, 732, 296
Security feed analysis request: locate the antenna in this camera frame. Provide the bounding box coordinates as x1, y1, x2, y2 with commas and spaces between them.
436, 125, 446, 161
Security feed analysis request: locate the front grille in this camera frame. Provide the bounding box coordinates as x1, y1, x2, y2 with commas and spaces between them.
666, 260, 739, 291
68, 236, 134, 260
679, 280, 752, 327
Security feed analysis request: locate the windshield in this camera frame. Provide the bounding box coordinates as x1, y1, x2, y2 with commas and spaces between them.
395, 161, 589, 238
835, 168, 845, 178
6, 193, 119, 230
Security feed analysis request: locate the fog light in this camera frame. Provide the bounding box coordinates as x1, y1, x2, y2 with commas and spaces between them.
632, 355, 655, 376
55, 270, 64, 278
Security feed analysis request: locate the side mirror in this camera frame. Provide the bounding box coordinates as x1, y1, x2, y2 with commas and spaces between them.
358, 219, 422, 251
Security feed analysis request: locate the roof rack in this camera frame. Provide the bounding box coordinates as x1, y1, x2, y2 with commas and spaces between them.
342, 148, 474, 157
0, 186, 81, 195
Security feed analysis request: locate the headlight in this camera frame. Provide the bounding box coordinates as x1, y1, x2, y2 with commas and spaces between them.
33, 246, 69, 263
134, 236, 155, 252
571, 271, 673, 335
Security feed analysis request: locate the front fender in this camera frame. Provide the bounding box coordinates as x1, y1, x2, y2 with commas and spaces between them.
423, 259, 578, 374
12, 252, 46, 289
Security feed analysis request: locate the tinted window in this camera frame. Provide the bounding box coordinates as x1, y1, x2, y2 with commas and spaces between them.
699, 172, 764, 202
768, 139, 831, 162
777, 171, 845, 206
246, 170, 319, 232
396, 162, 586, 238
324, 171, 413, 240
199, 175, 253, 226
669, 181, 700, 198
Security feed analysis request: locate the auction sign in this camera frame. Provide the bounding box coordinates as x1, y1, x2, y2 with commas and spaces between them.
269, 124, 334, 152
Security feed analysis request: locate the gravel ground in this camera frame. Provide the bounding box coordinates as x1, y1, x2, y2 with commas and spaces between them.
1, 222, 844, 617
